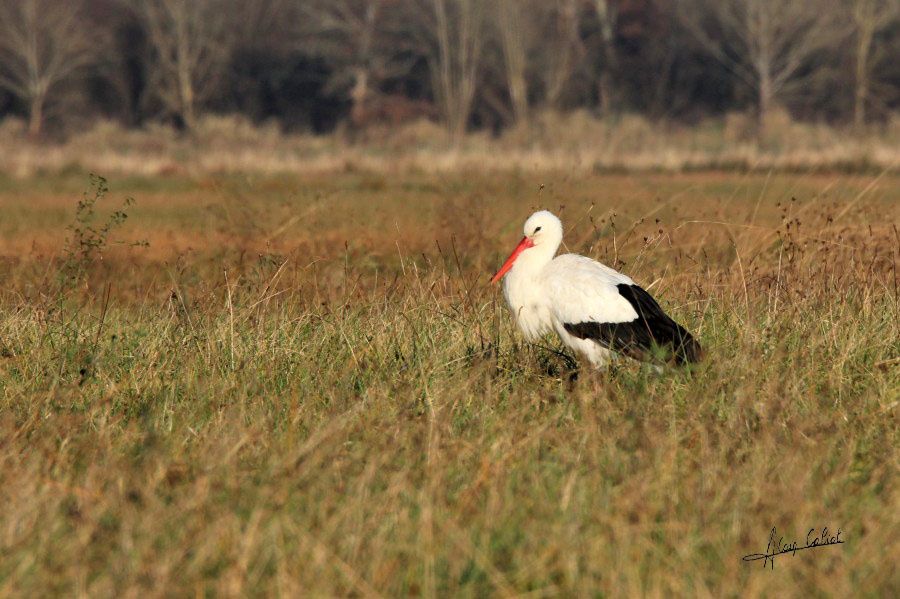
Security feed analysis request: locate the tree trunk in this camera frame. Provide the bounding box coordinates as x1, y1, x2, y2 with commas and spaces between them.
497, 0, 528, 125
749, 0, 775, 139
758, 68, 772, 138
853, 4, 875, 130
432, 0, 483, 143
598, 71, 613, 116
448, 94, 468, 141
544, 0, 580, 110
509, 71, 528, 124
595, 0, 617, 116
177, 56, 196, 130
180, 77, 196, 131
175, 3, 196, 131
28, 93, 44, 139
350, 68, 370, 128
854, 43, 869, 130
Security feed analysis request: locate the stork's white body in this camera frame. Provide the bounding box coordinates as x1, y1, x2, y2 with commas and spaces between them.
492, 211, 701, 368
504, 253, 637, 367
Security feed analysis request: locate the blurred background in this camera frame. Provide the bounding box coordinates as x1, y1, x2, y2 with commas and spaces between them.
0, 0, 898, 176
1, 0, 898, 137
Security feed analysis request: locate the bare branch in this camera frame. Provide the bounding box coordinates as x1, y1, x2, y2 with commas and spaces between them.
851, 0, 900, 126
678, 0, 847, 132
0, 0, 99, 136
137, 0, 234, 130
299, 0, 418, 128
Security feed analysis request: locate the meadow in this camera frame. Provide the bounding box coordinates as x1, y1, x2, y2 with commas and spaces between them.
0, 168, 897, 596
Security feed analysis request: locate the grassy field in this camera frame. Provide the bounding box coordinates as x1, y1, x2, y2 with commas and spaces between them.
0, 169, 897, 596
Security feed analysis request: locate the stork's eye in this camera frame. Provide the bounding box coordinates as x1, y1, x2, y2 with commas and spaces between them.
534, 226, 542, 233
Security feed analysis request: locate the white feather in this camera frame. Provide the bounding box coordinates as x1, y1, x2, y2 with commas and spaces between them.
542, 254, 637, 326
496, 211, 641, 367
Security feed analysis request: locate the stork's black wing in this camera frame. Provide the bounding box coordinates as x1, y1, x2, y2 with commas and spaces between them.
563, 284, 702, 365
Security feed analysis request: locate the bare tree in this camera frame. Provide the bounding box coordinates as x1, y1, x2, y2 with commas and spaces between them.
301, 0, 414, 128
592, 0, 618, 115
421, 0, 486, 140
851, 0, 899, 128
0, 0, 98, 137
494, 0, 532, 124
494, 0, 592, 124
138, 0, 233, 130
679, 0, 843, 133
536, 0, 584, 110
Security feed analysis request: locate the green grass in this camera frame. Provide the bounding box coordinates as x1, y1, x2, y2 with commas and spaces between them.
0, 171, 897, 596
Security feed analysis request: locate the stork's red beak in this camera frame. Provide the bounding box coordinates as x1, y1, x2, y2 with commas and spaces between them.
491, 236, 534, 283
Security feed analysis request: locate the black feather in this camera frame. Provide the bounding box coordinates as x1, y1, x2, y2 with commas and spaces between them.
563, 284, 702, 365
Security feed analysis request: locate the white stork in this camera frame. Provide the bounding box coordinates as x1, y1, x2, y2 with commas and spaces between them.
491, 210, 702, 367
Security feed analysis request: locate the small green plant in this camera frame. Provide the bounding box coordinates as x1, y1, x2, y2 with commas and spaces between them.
60, 174, 143, 289
47, 175, 146, 384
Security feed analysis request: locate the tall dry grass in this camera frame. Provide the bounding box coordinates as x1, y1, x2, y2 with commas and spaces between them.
0, 171, 897, 595
1, 111, 899, 178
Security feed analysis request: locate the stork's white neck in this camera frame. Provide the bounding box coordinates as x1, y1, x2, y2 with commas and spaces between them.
507, 237, 559, 280
500, 232, 561, 341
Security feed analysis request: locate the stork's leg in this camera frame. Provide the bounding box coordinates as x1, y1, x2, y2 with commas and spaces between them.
568, 336, 614, 370
585, 344, 615, 369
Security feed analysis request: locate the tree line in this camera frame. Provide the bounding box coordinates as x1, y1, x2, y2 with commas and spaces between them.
0, 0, 897, 139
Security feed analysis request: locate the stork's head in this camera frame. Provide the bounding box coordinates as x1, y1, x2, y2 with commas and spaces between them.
491, 210, 563, 283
